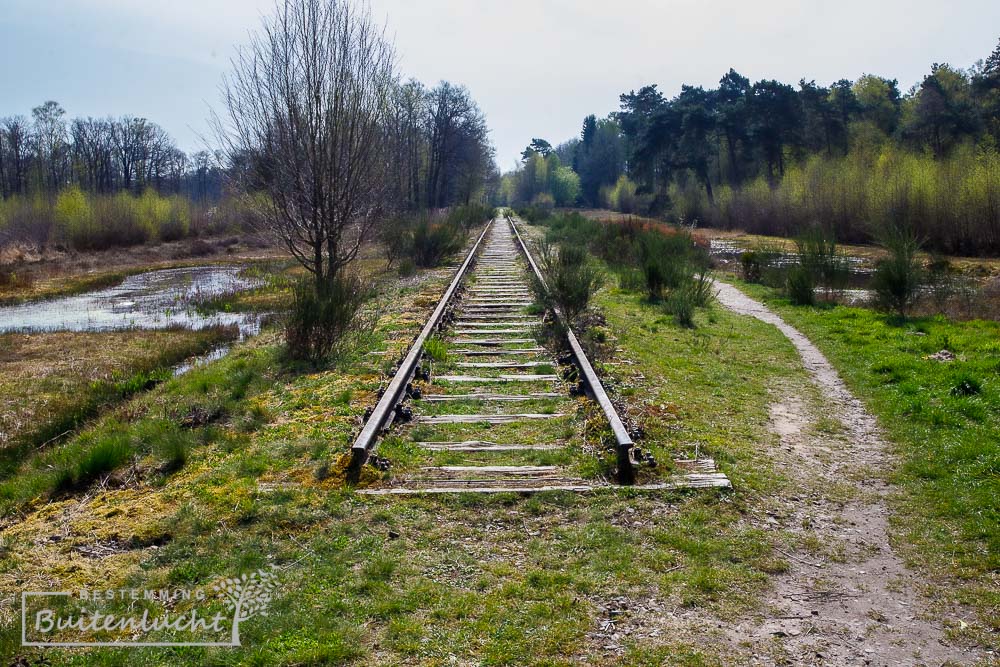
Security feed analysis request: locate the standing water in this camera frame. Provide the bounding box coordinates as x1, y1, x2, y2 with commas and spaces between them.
0, 265, 264, 336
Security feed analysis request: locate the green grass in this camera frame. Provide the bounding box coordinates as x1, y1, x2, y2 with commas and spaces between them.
0, 235, 820, 665
422, 336, 448, 363
735, 280, 1000, 630
0, 327, 238, 478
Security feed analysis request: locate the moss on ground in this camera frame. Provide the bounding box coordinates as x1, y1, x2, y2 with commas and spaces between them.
0, 239, 824, 665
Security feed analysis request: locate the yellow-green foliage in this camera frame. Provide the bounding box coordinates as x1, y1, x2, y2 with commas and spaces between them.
54, 185, 96, 246
137, 188, 168, 239
602, 175, 640, 213
707, 145, 1000, 254
32, 188, 199, 250
134, 188, 190, 241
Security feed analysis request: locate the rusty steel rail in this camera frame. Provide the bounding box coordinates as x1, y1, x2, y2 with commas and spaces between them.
506, 215, 637, 485
348, 219, 495, 476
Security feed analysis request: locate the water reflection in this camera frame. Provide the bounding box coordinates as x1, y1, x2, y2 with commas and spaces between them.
0, 266, 263, 336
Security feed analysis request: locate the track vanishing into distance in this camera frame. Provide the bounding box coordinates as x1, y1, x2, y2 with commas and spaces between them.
350, 216, 731, 495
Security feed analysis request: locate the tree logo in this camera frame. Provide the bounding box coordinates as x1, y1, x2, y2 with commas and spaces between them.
213, 568, 279, 646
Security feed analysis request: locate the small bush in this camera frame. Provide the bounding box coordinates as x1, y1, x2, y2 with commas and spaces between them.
795, 226, 850, 296
666, 271, 714, 328
666, 286, 697, 328
615, 266, 645, 291
537, 241, 604, 324
739, 242, 783, 284
285, 275, 370, 364
380, 214, 414, 268
517, 206, 553, 224
412, 219, 464, 268
86, 191, 150, 248
397, 258, 416, 277
159, 195, 191, 242
638, 231, 690, 301
530, 192, 555, 212
446, 204, 495, 230
53, 185, 96, 247
873, 227, 923, 317
786, 265, 816, 306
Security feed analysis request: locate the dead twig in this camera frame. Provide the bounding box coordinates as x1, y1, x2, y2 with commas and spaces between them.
776, 547, 825, 569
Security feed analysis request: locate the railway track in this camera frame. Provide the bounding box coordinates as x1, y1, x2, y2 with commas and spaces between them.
350, 215, 730, 494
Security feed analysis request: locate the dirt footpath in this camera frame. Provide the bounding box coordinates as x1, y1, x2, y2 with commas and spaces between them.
712, 281, 985, 667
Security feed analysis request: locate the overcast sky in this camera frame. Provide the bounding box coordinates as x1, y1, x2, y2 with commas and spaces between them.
2, 1, 998, 170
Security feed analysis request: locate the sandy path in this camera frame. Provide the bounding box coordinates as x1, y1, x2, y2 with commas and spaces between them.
712, 281, 983, 666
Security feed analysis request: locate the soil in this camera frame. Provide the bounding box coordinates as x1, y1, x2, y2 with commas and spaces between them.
712, 280, 986, 666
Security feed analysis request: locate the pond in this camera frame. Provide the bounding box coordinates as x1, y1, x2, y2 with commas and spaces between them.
0, 265, 264, 336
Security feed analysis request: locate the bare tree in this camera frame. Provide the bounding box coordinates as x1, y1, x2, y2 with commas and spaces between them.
217, 0, 397, 294
32, 101, 68, 192
424, 82, 491, 208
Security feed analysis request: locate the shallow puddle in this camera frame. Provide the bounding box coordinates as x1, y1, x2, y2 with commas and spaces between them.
0, 265, 263, 336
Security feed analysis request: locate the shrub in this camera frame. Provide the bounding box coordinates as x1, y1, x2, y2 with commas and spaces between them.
665, 270, 715, 328
786, 264, 816, 306
603, 175, 642, 213
53, 185, 96, 247
88, 191, 150, 248
872, 226, 923, 317
704, 145, 1000, 256
530, 192, 555, 212
397, 258, 416, 277
446, 204, 496, 230
517, 205, 553, 224
379, 215, 412, 268
638, 231, 690, 301
666, 286, 697, 328
536, 241, 604, 324
795, 226, 850, 296
411, 218, 464, 268
739, 242, 784, 284
159, 195, 191, 242
285, 275, 370, 363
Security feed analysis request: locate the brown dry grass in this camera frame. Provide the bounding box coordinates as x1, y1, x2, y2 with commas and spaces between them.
0, 234, 287, 306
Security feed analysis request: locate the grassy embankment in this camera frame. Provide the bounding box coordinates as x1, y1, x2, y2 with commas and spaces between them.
0, 221, 821, 665
0, 328, 238, 471
733, 280, 1000, 636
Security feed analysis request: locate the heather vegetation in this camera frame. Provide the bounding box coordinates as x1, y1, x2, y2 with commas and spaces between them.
501, 38, 1000, 255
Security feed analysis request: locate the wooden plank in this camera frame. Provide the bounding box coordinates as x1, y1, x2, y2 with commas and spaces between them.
451, 338, 536, 345
356, 475, 732, 495
452, 348, 545, 355
453, 322, 536, 328
420, 392, 561, 401
436, 374, 559, 382
424, 465, 559, 473
416, 441, 561, 451
416, 413, 566, 424
454, 330, 533, 336
455, 361, 548, 368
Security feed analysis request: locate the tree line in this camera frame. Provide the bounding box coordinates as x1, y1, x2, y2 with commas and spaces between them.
502, 38, 1000, 255
1, 72, 494, 256
0, 102, 227, 202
